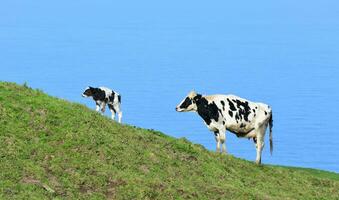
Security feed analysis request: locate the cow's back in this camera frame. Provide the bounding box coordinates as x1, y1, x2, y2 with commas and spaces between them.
207, 94, 271, 137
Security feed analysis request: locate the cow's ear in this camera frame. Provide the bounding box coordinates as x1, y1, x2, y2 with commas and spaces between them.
195, 94, 202, 100
194, 94, 202, 103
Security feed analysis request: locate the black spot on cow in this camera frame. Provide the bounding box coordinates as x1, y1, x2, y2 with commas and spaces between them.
254, 114, 256, 117
253, 137, 257, 144
109, 91, 115, 102
235, 113, 240, 121
252, 109, 256, 113
92, 88, 106, 101
180, 97, 192, 109
228, 110, 233, 117
195, 96, 220, 125
221, 101, 225, 106
227, 99, 237, 111
240, 123, 246, 128
221, 100, 225, 111
265, 111, 267, 115
234, 100, 251, 122
255, 106, 258, 109
223, 121, 225, 125
218, 108, 224, 117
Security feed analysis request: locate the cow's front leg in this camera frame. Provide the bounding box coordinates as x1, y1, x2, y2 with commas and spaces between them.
95, 102, 100, 112
220, 131, 227, 154
214, 130, 226, 154
100, 102, 106, 114
214, 131, 221, 153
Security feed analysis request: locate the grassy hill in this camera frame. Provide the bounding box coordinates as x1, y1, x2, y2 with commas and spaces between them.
0, 82, 338, 200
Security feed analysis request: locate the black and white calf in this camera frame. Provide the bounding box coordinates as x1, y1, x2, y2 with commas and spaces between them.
176, 91, 273, 164
82, 86, 122, 123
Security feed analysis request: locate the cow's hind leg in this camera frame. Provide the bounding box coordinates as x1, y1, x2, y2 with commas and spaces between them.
255, 124, 268, 165
115, 104, 122, 123
117, 111, 122, 123
108, 104, 116, 121
253, 137, 257, 149
255, 135, 263, 164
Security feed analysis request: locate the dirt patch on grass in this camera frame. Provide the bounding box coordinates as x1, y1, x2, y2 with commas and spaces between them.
21, 176, 55, 194
105, 178, 126, 199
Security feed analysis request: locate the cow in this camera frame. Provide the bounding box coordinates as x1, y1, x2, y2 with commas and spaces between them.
82, 86, 122, 123
175, 91, 273, 164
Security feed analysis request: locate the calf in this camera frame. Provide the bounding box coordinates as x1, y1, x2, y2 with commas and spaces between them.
82, 86, 122, 123
176, 91, 273, 164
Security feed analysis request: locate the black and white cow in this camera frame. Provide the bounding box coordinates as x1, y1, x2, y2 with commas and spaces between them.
82, 86, 122, 123
176, 91, 273, 164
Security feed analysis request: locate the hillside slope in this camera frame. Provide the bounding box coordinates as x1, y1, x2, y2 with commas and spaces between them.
0, 82, 338, 200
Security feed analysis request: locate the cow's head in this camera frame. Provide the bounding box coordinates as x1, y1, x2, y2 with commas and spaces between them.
176, 91, 202, 112
82, 86, 94, 97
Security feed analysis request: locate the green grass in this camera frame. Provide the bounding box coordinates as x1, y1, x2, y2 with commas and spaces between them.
0, 81, 338, 200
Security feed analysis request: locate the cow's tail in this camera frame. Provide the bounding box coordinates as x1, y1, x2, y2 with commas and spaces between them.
269, 112, 273, 155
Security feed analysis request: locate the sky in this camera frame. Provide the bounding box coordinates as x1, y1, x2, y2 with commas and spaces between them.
1, 1, 339, 28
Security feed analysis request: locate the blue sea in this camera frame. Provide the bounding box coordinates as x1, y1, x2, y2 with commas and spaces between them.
1, 1, 338, 172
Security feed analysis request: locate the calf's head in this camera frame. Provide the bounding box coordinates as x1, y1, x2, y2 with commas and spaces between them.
176, 91, 202, 112
82, 86, 94, 98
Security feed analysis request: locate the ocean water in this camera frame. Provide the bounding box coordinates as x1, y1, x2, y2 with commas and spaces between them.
1, 1, 338, 172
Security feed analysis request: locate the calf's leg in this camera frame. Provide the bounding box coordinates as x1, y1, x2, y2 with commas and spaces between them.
115, 104, 122, 123
108, 104, 116, 120
100, 102, 106, 114
95, 102, 100, 112
117, 111, 122, 123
